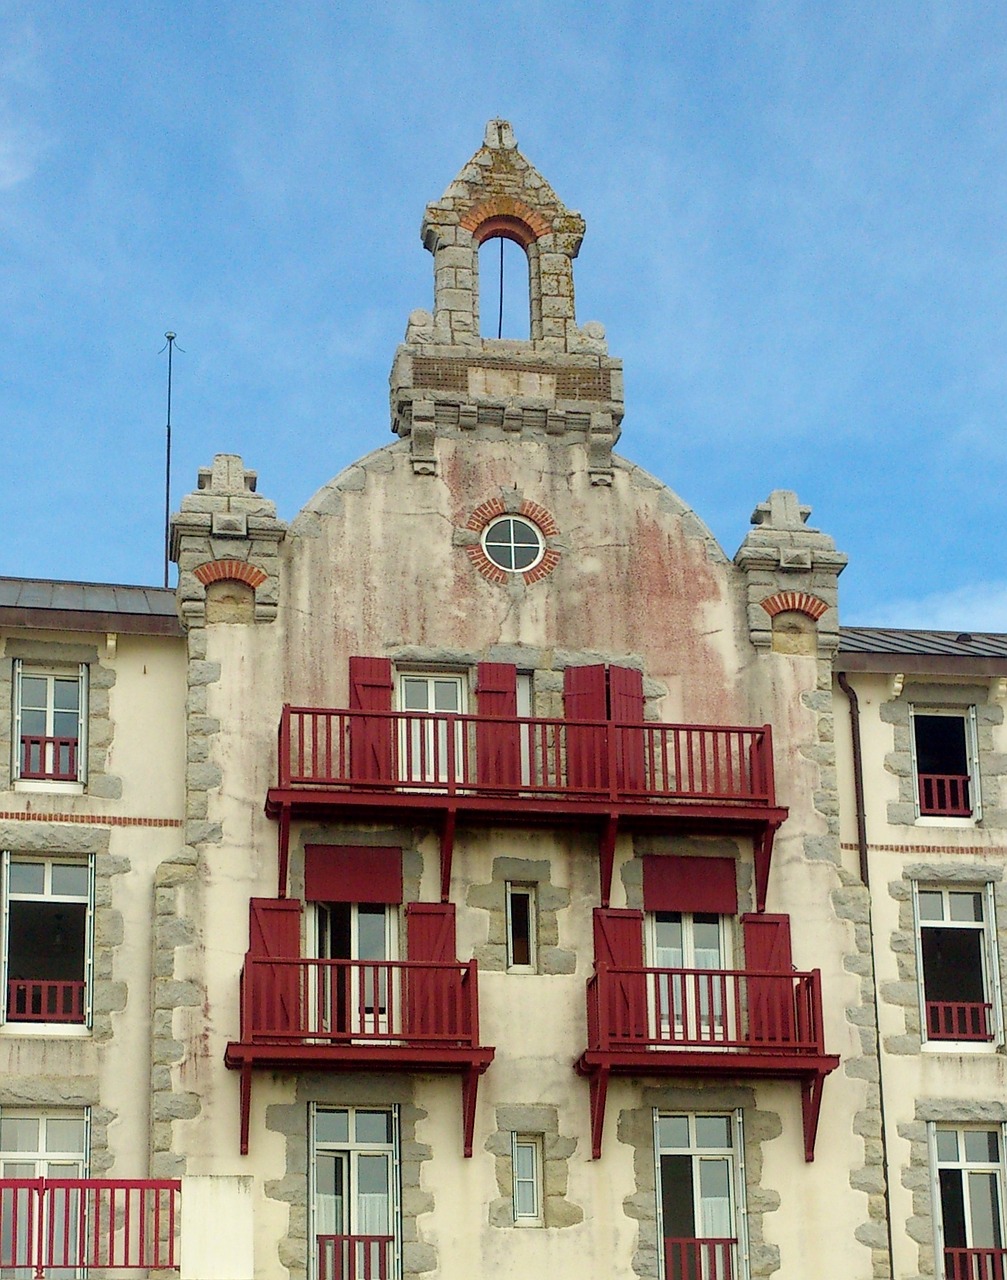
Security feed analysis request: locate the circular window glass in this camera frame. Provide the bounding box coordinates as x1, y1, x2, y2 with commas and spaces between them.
481, 516, 544, 572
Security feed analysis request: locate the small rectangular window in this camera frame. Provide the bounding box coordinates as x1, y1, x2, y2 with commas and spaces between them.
511, 1134, 543, 1226
931, 1125, 1007, 1279
12, 662, 88, 786
911, 705, 981, 821
505, 883, 537, 972
2, 854, 93, 1028
914, 884, 1000, 1045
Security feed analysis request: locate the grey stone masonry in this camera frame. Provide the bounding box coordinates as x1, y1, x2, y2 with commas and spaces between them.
170, 453, 286, 624
734, 490, 847, 656
389, 120, 624, 482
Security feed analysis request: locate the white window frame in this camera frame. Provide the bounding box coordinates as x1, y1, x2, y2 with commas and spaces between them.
309, 904, 399, 1038
480, 516, 545, 574
0, 852, 94, 1035
653, 1109, 749, 1280
505, 883, 537, 973
646, 912, 732, 1043
12, 661, 88, 791
912, 882, 1003, 1050
910, 703, 982, 824
309, 1104, 400, 1280
395, 671, 468, 784
928, 1122, 1007, 1277
511, 1133, 544, 1226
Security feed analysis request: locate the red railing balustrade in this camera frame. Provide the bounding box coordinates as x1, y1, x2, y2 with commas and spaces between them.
918, 773, 972, 817
926, 1000, 993, 1042
19, 736, 78, 783
241, 957, 479, 1047
0, 1177, 180, 1273
278, 706, 775, 807
7, 979, 86, 1024
944, 1246, 1007, 1280
586, 966, 826, 1054
664, 1236, 736, 1280
318, 1234, 394, 1280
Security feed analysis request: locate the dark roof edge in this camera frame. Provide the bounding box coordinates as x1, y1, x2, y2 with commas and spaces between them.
0, 607, 184, 638
836, 653, 1007, 677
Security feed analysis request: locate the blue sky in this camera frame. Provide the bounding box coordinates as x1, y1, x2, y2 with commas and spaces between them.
2, 3, 1005, 628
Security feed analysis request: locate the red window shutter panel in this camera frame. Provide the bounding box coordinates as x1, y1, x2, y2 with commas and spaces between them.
564, 665, 608, 792
405, 903, 459, 1040
476, 662, 521, 787
642, 856, 738, 915
593, 908, 647, 1043
609, 665, 646, 794
406, 902, 457, 961
348, 656, 394, 783
742, 913, 795, 1044
248, 898, 302, 957
304, 846, 403, 904
246, 898, 302, 1037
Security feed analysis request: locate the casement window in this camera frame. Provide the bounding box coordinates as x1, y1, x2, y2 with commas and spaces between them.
1, 855, 92, 1029
397, 672, 467, 783
511, 1134, 544, 1226
312, 1106, 399, 1280
648, 912, 729, 1041
505, 883, 537, 973
914, 885, 1001, 1046
0, 1108, 88, 1272
12, 663, 88, 787
911, 706, 982, 821
656, 1111, 747, 1280
931, 1126, 1007, 1280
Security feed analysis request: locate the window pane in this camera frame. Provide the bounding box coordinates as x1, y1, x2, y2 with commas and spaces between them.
0, 1118, 39, 1153
515, 1180, 536, 1217
917, 892, 944, 922
508, 889, 532, 967
52, 681, 79, 714
660, 1154, 695, 1237
512, 543, 538, 570
356, 1154, 390, 1233
50, 865, 89, 898
53, 710, 79, 738
401, 679, 429, 711
658, 1116, 690, 1150
433, 681, 461, 712
695, 1116, 731, 1149
950, 893, 983, 924
20, 678, 48, 710
20, 709, 46, 736
354, 1111, 391, 1145
315, 1110, 349, 1145
965, 1131, 1000, 1164
8, 863, 45, 896
922, 928, 985, 1004
45, 1119, 84, 1155
355, 908, 387, 963
514, 1142, 536, 1181
936, 1130, 960, 1163
315, 1153, 345, 1236
969, 1171, 1003, 1249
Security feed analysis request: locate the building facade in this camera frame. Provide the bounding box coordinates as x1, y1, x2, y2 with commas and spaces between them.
0, 121, 1004, 1280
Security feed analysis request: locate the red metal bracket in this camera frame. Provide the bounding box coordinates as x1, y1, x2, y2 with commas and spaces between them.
588, 1065, 609, 1159
801, 1068, 828, 1162
440, 807, 457, 904
277, 805, 291, 899
599, 815, 619, 908
461, 1064, 481, 1158
753, 821, 778, 913
239, 1059, 252, 1156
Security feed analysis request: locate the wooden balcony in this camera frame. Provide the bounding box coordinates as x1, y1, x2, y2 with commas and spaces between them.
318, 1234, 394, 1280
945, 1247, 1007, 1280
575, 965, 839, 1161
266, 707, 787, 908
0, 1176, 179, 1273
225, 958, 494, 1157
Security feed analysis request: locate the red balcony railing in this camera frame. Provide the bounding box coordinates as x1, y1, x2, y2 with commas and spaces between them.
919, 773, 972, 817
19, 736, 78, 783
945, 1247, 1007, 1280
7, 979, 86, 1024
240, 957, 480, 1047
927, 1000, 993, 1042
0, 1177, 180, 1274
318, 1234, 394, 1280
277, 707, 775, 807
586, 965, 827, 1054
665, 1236, 736, 1280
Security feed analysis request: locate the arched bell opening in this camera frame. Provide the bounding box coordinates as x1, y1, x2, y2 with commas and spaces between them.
473, 216, 539, 342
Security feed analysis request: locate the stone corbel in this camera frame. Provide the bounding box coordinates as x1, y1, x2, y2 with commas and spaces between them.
889, 673, 905, 699
990, 677, 1007, 705
587, 411, 615, 486
409, 400, 438, 475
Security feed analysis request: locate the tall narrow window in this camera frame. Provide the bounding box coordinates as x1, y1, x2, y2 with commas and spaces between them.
933, 1126, 1006, 1280
648, 913, 728, 1044
657, 1112, 745, 1280
12, 663, 87, 785
314, 902, 396, 1038
312, 1106, 398, 1280
397, 672, 467, 784
2, 855, 92, 1027
511, 1134, 543, 1226
0, 1108, 88, 1274
505, 883, 537, 973
915, 885, 1000, 1045
911, 706, 981, 820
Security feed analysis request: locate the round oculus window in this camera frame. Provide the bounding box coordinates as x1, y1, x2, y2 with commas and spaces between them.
481, 515, 545, 572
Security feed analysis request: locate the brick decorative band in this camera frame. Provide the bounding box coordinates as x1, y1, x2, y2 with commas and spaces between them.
412, 357, 611, 401
841, 841, 999, 855
460, 197, 551, 243
0, 812, 183, 828
760, 591, 828, 621
194, 559, 267, 589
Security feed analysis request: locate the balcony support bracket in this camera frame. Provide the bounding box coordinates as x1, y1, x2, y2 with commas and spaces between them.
239, 1059, 252, 1157
589, 1064, 609, 1159
754, 821, 779, 913
461, 1064, 481, 1158
599, 815, 619, 908
440, 806, 457, 903
801, 1067, 828, 1163
277, 805, 291, 899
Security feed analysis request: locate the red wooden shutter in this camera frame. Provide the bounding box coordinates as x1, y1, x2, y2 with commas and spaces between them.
406, 903, 459, 1040
564, 665, 608, 792
609, 665, 646, 794
742, 913, 795, 1045
592, 908, 646, 1043
348, 657, 394, 783
304, 846, 403, 904
246, 899, 302, 1037
476, 663, 521, 787
642, 856, 738, 915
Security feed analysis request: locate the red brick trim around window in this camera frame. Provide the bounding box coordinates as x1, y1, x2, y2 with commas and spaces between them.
194, 560, 267, 589
460, 197, 551, 245
463, 500, 561, 586
760, 591, 828, 621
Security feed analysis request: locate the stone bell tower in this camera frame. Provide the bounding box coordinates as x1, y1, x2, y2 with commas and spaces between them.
390, 119, 624, 484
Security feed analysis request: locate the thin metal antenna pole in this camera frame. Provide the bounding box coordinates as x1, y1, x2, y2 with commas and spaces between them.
162, 332, 176, 589
497, 238, 504, 339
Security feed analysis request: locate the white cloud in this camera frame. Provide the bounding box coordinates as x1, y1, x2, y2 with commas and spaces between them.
873, 582, 1007, 632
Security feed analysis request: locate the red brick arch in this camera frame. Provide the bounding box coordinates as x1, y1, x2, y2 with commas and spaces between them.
193, 559, 267, 590
760, 591, 828, 621
460, 197, 551, 246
